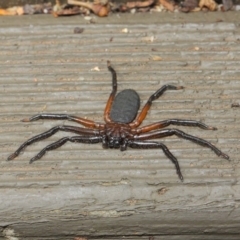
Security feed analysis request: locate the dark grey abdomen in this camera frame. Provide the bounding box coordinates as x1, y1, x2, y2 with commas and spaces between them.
110, 89, 140, 123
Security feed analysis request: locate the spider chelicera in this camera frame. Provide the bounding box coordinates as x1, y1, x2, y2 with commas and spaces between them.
8, 61, 229, 181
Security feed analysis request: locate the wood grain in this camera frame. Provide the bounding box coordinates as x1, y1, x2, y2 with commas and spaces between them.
0, 13, 240, 240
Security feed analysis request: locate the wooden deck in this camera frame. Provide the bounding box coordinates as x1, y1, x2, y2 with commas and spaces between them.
0, 12, 240, 240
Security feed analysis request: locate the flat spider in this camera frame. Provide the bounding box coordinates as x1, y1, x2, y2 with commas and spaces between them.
8, 61, 229, 181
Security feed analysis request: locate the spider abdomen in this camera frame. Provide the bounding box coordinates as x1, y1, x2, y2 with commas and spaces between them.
110, 89, 140, 123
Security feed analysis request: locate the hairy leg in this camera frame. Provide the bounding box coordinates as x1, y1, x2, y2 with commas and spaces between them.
104, 61, 118, 123
21, 113, 104, 129
128, 140, 183, 181
7, 125, 99, 161
29, 135, 102, 163
130, 85, 184, 128
136, 119, 217, 134
135, 129, 229, 160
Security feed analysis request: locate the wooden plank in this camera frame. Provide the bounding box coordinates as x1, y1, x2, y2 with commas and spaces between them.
0, 13, 240, 239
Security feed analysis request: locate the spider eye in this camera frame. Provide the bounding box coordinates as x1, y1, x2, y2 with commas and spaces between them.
109, 138, 120, 149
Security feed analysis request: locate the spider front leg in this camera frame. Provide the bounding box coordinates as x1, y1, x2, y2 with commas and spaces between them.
29, 135, 102, 163
130, 85, 184, 128
7, 125, 99, 161
104, 61, 118, 123
128, 140, 184, 181
22, 113, 104, 129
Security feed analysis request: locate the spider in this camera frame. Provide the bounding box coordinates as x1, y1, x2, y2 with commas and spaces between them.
7, 61, 229, 181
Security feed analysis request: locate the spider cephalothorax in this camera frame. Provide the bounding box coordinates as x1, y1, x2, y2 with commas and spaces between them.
8, 61, 229, 181
103, 123, 132, 149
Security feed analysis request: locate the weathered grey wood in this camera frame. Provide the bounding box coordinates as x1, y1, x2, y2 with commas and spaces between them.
0, 13, 240, 240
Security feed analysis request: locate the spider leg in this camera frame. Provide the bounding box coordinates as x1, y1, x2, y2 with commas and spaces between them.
136, 119, 217, 134
130, 85, 184, 128
128, 140, 183, 181
135, 129, 229, 160
7, 125, 99, 161
21, 113, 104, 129
29, 135, 102, 163
104, 61, 117, 123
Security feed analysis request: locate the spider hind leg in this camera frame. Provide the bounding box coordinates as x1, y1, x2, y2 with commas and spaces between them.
128, 140, 184, 181
136, 129, 229, 160
30, 135, 102, 163
7, 125, 99, 161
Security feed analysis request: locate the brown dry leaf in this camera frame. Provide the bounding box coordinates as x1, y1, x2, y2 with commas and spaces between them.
191, 7, 201, 11
94, 0, 109, 5
159, 0, 175, 12
0, 6, 24, 15
126, 0, 155, 9
54, 0, 62, 10
23, 3, 52, 14
222, 0, 233, 11
16, 7, 24, 15
0, 9, 15, 15
199, 0, 217, 11
52, 0, 80, 17
52, 7, 81, 17
179, 0, 199, 12
68, 0, 110, 17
